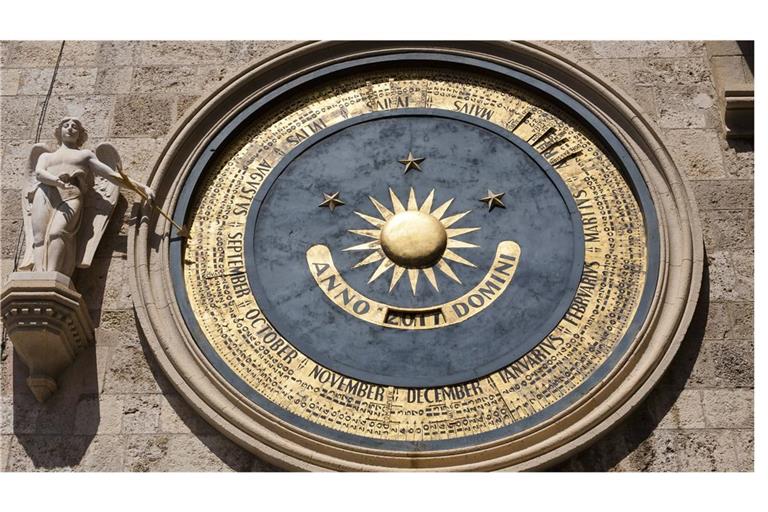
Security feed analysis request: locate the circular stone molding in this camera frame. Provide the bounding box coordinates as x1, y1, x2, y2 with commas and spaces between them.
129, 41, 703, 471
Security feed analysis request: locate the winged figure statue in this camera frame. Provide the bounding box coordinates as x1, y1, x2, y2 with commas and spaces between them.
18, 117, 156, 277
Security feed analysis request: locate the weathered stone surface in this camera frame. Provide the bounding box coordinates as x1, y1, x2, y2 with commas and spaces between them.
59, 41, 100, 67
52, 67, 99, 95
1, 95, 40, 141
648, 389, 706, 429
0, 41, 12, 67
159, 394, 217, 435
696, 302, 753, 340
707, 250, 753, 301
124, 434, 252, 471
629, 86, 659, 121
691, 180, 753, 210
97, 310, 140, 338
684, 339, 754, 389
174, 94, 201, 122
632, 57, 712, 87
78, 434, 123, 471
5, 434, 92, 471
702, 389, 753, 428
136, 41, 229, 66
103, 344, 162, 394
226, 41, 294, 63
0, 334, 14, 396
0, 434, 11, 471
700, 209, 752, 250
0, 68, 21, 95
675, 430, 740, 471
131, 66, 200, 94
39, 94, 115, 139
664, 129, 726, 179
121, 395, 162, 434
579, 58, 634, 93
74, 395, 122, 435
722, 139, 754, 178
18, 68, 57, 95
76, 256, 134, 312
0, 189, 22, 258
592, 41, 703, 59
94, 66, 133, 95
656, 85, 718, 129
95, 42, 137, 67
198, 65, 236, 93
99, 136, 164, 185
734, 430, 753, 471
111, 94, 172, 138
4, 41, 62, 67
0, 398, 12, 435
620, 430, 679, 471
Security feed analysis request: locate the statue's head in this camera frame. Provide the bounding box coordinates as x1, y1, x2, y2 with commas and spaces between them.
54, 117, 88, 148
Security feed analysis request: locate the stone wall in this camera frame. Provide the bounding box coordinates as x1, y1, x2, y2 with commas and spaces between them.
0, 41, 753, 471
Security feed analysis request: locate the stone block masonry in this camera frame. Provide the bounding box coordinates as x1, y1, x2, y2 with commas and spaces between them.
0, 41, 753, 471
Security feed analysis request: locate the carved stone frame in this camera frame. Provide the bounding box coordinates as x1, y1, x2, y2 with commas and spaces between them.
129, 41, 703, 471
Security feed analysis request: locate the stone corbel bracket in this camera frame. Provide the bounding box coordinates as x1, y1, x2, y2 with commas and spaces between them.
1, 272, 94, 402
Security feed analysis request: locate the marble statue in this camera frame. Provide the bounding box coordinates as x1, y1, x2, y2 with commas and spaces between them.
18, 117, 155, 276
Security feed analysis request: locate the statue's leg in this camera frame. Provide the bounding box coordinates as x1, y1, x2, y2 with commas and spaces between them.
46, 197, 82, 276
30, 186, 51, 271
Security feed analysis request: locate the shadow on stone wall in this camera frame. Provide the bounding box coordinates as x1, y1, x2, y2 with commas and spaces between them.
133, 310, 281, 471
74, 196, 129, 328
552, 257, 710, 471
12, 343, 100, 469
9, 199, 130, 469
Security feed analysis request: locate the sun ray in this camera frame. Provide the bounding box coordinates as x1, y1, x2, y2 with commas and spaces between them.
407, 187, 418, 211
422, 267, 439, 291
353, 251, 384, 268
430, 198, 454, 220
436, 259, 462, 284
354, 211, 385, 228
368, 258, 394, 283
389, 266, 406, 292
343, 240, 381, 252
419, 189, 435, 214
447, 239, 479, 249
389, 188, 406, 213
368, 196, 394, 220
407, 269, 420, 295
440, 211, 471, 228
348, 229, 381, 239
443, 249, 477, 267
446, 227, 480, 237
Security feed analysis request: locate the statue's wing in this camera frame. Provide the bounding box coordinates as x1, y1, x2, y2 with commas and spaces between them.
76, 143, 122, 268
18, 143, 53, 270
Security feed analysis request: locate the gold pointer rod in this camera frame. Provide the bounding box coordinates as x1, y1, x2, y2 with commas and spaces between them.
118, 168, 190, 237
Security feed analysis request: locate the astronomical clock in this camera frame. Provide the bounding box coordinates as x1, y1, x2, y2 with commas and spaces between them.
130, 42, 703, 470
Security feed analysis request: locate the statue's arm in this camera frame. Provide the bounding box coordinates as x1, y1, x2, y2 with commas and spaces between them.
35, 154, 68, 188
86, 152, 155, 202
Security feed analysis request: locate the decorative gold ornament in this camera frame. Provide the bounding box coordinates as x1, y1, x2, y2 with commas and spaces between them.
344, 187, 479, 294
318, 191, 345, 212
479, 190, 506, 211
398, 151, 425, 174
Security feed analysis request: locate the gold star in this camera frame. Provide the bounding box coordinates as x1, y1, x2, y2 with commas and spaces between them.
398, 151, 425, 174
319, 192, 345, 212
479, 190, 506, 211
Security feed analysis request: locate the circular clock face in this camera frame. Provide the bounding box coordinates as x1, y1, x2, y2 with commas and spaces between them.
167, 50, 664, 463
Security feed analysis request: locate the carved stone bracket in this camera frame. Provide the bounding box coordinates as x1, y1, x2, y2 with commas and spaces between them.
1, 271, 94, 402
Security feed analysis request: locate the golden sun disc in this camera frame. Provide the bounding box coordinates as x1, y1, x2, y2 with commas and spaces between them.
380, 211, 447, 269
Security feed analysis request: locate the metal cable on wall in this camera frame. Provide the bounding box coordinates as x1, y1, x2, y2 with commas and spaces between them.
1, 41, 66, 362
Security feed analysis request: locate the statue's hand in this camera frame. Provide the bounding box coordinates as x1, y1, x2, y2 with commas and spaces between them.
54, 178, 73, 190
142, 184, 156, 204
